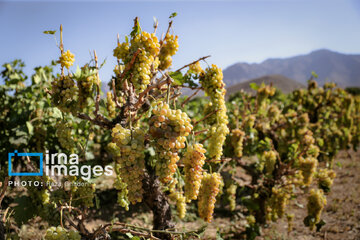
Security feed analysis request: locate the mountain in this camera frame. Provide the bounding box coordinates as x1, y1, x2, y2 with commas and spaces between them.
223, 49, 360, 87
226, 74, 305, 97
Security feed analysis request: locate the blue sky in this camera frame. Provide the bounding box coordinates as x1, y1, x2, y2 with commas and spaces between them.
1, 0, 360, 83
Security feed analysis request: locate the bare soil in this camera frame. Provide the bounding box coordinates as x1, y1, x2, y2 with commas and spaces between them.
8, 150, 360, 239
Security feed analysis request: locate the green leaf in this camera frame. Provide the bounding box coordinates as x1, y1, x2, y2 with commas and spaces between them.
316, 219, 326, 231
14, 196, 36, 225
216, 230, 224, 240
169, 12, 178, 19
249, 82, 259, 91
26, 121, 34, 135
169, 71, 185, 86
100, 58, 107, 69
95, 195, 100, 209
125, 233, 133, 238
130, 19, 142, 38
311, 71, 318, 79
52, 108, 62, 119
125, 233, 140, 240
43, 30, 56, 35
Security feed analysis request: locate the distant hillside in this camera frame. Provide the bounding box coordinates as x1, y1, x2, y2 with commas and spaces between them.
223, 49, 360, 87
226, 74, 305, 97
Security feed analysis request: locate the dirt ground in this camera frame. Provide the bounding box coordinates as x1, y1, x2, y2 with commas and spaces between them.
88, 149, 360, 239
8, 150, 360, 239
257, 150, 360, 240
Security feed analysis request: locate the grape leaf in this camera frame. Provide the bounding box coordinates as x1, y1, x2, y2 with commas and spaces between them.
249, 82, 259, 90
169, 12, 178, 19
169, 71, 185, 86
14, 196, 36, 225
43, 30, 56, 35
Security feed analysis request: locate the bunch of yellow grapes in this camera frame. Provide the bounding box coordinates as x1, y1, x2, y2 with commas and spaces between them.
113, 31, 160, 93
159, 33, 179, 70
230, 129, 245, 158
113, 176, 130, 211
59, 50, 75, 69
197, 172, 222, 222
263, 150, 277, 175
256, 84, 276, 108
113, 42, 130, 62
149, 102, 193, 183
44, 226, 81, 240
306, 189, 327, 230
56, 121, 75, 151
183, 143, 206, 202
169, 190, 186, 219
317, 168, 336, 192
266, 186, 291, 221
70, 178, 96, 208
108, 124, 146, 204
199, 65, 229, 160
187, 61, 203, 74
51, 76, 78, 113
106, 92, 116, 118
268, 105, 281, 123
76, 67, 97, 108
226, 184, 237, 211
244, 114, 256, 129
299, 157, 318, 186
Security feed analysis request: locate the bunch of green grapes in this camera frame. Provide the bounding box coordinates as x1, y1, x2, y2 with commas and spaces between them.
159, 33, 179, 70
56, 121, 75, 151
257, 84, 276, 108
75, 65, 97, 108
305, 189, 327, 230
24, 176, 60, 225
199, 64, 229, 160
226, 184, 237, 211
265, 186, 291, 221
59, 50, 75, 69
307, 144, 320, 158
299, 157, 318, 186
268, 105, 281, 123
246, 215, 256, 226
230, 129, 245, 158
169, 190, 186, 219
108, 124, 145, 204
106, 92, 116, 118
51, 75, 78, 113
70, 178, 96, 208
303, 132, 315, 146
44, 226, 81, 240
24, 176, 51, 204
197, 172, 222, 222
260, 150, 277, 175
113, 64, 125, 76
287, 213, 295, 233
183, 143, 206, 202
149, 102, 193, 183
113, 175, 130, 211
317, 168, 336, 192
113, 42, 130, 63
187, 61, 203, 74
113, 31, 160, 93
244, 114, 256, 129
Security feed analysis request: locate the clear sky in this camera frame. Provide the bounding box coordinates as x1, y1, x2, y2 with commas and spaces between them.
1, 0, 360, 83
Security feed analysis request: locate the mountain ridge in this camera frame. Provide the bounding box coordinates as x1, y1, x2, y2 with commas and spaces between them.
223, 49, 360, 87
